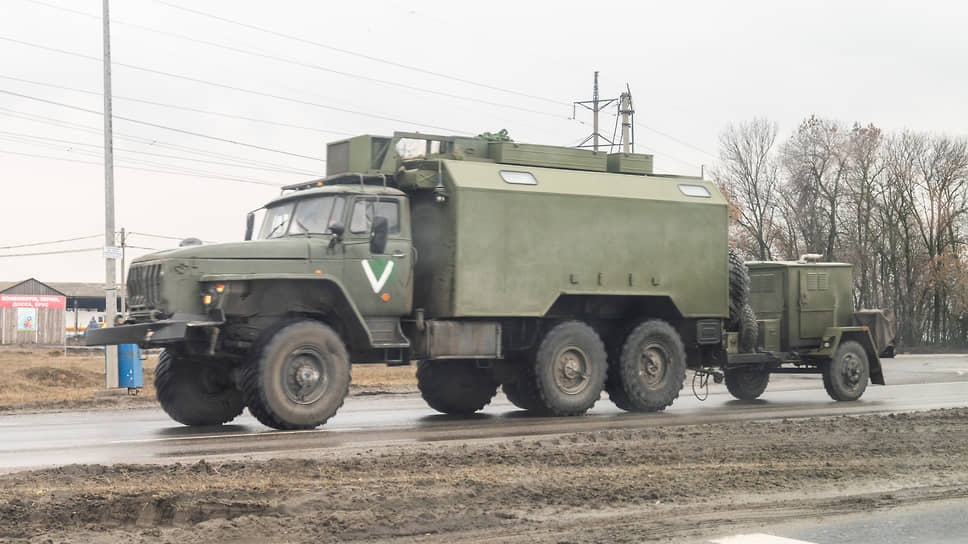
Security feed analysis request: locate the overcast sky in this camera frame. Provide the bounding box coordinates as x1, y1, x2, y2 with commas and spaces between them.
1, 0, 966, 283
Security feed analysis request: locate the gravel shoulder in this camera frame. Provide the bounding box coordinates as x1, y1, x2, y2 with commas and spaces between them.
1, 408, 965, 543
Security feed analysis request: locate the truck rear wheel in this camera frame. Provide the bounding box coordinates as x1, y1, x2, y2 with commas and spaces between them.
724, 367, 770, 400
605, 340, 635, 411
823, 340, 870, 401
154, 349, 244, 426
616, 319, 686, 412
502, 380, 543, 412
417, 360, 498, 414
242, 321, 351, 430
530, 321, 607, 416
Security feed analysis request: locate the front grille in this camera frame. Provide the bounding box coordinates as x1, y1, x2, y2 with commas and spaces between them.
127, 263, 163, 310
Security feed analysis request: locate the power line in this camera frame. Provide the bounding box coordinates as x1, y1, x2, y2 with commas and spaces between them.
0, 149, 281, 186
0, 133, 291, 185
0, 36, 474, 136
147, 0, 719, 159
0, 129, 315, 176
150, 0, 570, 108
0, 74, 355, 138
0, 87, 327, 163
0, 107, 320, 174
14, 2, 716, 166
0, 234, 101, 250
634, 121, 717, 159
0, 247, 101, 258
18, 0, 567, 121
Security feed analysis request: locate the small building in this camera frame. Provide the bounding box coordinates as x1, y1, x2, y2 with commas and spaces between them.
0, 278, 67, 345
0, 279, 123, 344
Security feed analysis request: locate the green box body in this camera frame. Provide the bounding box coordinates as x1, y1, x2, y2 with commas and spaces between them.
606, 152, 654, 175
326, 135, 394, 176
411, 160, 729, 319
487, 142, 607, 172
757, 318, 781, 351
748, 262, 854, 350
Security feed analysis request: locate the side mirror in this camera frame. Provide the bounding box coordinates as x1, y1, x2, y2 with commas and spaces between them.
327, 222, 345, 250
370, 216, 388, 254
245, 212, 255, 241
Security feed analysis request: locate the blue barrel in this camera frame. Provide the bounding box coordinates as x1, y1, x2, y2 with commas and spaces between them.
117, 344, 143, 388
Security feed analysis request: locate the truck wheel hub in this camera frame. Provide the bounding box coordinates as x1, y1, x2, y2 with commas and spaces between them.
554, 347, 589, 395
283, 347, 328, 405
842, 353, 862, 388
639, 344, 667, 387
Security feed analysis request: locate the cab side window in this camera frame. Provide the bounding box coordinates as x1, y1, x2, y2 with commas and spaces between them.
349, 199, 400, 234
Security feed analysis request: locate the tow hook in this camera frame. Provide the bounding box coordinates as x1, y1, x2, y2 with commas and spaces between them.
692, 368, 724, 401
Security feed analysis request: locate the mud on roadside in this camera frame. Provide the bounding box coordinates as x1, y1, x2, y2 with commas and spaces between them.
1, 408, 966, 543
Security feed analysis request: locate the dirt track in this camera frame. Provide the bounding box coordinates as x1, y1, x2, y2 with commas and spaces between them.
1, 408, 965, 543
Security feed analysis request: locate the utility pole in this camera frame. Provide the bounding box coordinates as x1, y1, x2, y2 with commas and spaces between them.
618, 84, 635, 153
103, 0, 119, 388
573, 71, 617, 151
119, 227, 126, 315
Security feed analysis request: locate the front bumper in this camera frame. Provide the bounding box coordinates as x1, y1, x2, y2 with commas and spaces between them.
84, 312, 224, 346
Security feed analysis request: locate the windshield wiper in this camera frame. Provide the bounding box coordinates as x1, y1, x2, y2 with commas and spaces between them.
265, 220, 287, 239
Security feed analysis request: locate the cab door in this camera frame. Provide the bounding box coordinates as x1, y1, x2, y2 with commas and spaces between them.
299, 195, 347, 276
341, 196, 413, 318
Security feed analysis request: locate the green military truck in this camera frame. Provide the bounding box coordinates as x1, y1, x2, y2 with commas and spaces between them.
87, 132, 892, 429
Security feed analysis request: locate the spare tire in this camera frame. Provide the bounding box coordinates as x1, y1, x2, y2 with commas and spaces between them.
728, 248, 750, 330
739, 304, 758, 353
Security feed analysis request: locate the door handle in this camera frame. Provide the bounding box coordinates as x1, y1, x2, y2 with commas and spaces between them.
391, 251, 407, 258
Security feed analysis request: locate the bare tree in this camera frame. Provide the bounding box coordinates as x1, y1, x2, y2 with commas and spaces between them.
907, 135, 968, 342
715, 118, 781, 260
842, 123, 886, 308
881, 131, 928, 345
780, 116, 849, 261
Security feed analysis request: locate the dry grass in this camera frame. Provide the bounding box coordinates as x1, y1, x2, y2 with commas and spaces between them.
0, 346, 416, 410
351, 362, 416, 386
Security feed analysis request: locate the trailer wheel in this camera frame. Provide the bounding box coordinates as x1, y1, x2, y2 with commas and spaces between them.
739, 304, 758, 353
417, 360, 498, 414
728, 248, 750, 329
617, 319, 686, 412
242, 321, 351, 430
724, 367, 770, 400
823, 340, 870, 401
154, 349, 244, 426
530, 321, 607, 416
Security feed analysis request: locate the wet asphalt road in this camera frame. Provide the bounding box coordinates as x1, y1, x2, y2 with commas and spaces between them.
1, 354, 967, 473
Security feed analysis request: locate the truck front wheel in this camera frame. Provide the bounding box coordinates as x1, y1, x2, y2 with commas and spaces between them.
530, 321, 607, 416
154, 349, 244, 426
417, 360, 498, 414
724, 367, 770, 400
242, 321, 351, 430
615, 319, 686, 412
823, 340, 870, 401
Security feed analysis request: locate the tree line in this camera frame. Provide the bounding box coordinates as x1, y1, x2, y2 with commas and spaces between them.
715, 116, 968, 346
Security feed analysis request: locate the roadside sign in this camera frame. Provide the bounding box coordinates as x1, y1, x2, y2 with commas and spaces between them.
104, 246, 122, 259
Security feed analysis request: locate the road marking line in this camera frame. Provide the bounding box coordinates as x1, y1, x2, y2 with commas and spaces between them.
711, 534, 818, 544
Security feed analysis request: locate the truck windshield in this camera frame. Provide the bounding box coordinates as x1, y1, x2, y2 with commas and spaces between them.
258, 196, 345, 239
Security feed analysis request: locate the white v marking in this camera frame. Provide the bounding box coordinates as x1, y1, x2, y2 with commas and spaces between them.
362, 260, 394, 293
